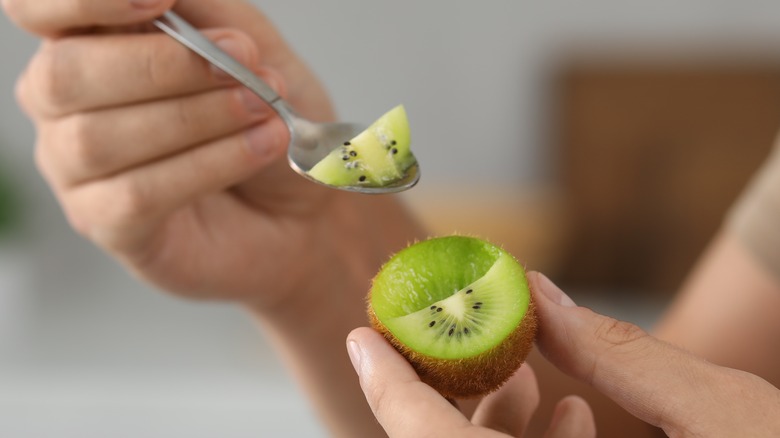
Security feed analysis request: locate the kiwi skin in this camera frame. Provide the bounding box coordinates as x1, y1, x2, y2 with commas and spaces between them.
366, 248, 538, 399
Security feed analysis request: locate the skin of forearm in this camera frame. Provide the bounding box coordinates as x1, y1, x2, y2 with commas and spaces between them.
653, 230, 780, 387
247, 193, 427, 437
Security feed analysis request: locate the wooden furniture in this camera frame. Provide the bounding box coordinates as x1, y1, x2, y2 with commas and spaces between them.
554, 56, 780, 294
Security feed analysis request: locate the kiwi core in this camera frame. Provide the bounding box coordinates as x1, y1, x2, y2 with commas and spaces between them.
370, 237, 530, 360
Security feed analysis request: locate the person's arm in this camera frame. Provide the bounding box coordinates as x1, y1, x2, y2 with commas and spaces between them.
4, 1, 425, 436
249, 195, 425, 436
532, 272, 780, 437
653, 230, 780, 386
654, 142, 780, 387
348, 272, 780, 437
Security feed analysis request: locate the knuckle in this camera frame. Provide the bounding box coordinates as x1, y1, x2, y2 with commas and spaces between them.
33, 139, 57, 185
206, 28, 259, 67
63, 203, 90, 237
584, 316, 652, 387
226, 30, 259, 64
14, 71, 33, 116
65, 115, 106, 174
142, 42, 168, 90
226, 88, 249, 120
363, 377, 391, 416
142, 34, 201, 91
71, 0, 92, 17
2, 0, 23, 26
108, 179, 154, 225
593, 317, 648, 350
173, 98, 197, 130
62, 180, 150, 246
28, 41, 79, 115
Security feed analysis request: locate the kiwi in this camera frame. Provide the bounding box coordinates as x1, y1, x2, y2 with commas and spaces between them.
367, 235, 537, 398
307, 105, 416, 187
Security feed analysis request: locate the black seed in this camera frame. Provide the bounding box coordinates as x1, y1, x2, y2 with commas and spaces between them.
466, 289, 473, 294
430, 305, 437, 310
464, 327, 470, 334
429, 321, 436, 327
436, 307, 443, 312
359, 175, 367, 182
343, 141, 351, 146
475, 302, 483, 306
350, 151, 357, 157
391, 148, 398, 154
342, 155, 349, 160
391, 140, 397, 145
472, 305, 481, 310
448, 328, 454, 336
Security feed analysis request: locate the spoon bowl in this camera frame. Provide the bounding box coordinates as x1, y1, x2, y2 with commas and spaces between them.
154, 11, 420, 194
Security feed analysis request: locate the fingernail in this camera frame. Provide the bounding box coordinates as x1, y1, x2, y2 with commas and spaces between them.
238, 87, 268, 115
212, 38, 247, 81
347, 340, 363, 374
130, 0, 162, 8
536, 273, 577, 307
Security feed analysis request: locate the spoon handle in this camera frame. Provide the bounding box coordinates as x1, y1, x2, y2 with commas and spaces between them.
153, 11, 293, 123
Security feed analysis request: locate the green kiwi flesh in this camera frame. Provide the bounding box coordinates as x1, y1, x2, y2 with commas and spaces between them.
307, 105, 415, 187
368, 236, 536, 398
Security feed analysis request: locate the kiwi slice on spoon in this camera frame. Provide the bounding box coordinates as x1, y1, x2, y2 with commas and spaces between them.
307, 105, 415, 187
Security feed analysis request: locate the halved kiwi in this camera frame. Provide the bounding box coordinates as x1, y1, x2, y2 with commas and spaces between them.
368, 235, 537, 398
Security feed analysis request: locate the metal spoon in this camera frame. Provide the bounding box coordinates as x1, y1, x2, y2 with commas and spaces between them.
153, 11, 420, 194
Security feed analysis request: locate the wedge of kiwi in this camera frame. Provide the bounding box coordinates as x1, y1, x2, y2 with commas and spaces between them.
368, 235, 537, 398
307, 105, 415, 187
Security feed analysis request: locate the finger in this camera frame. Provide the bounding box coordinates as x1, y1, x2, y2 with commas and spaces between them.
529, 272, 719, 434
471, 364, 540, 436
174, 0, 335, 123
543, 396, 596, 438
38, 68, 284, 187
2, 0, 175, 36
346, 327, 476, 437
62, 117, 288, 253
19, 28, 260, 118
175, 0, 291, 59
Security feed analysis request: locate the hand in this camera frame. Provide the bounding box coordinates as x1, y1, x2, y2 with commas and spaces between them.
346, 328, 596, 437
5, 0, 418, 311
6, 3, 423, 435
530, 272, 780, 437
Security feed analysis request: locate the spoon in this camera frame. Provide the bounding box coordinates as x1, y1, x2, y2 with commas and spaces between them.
153, 11, 420, 194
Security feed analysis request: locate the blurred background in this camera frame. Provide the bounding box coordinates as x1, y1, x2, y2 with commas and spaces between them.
1, 1, 779, 436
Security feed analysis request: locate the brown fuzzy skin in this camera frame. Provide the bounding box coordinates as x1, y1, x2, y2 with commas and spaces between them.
368, 297, 537, 399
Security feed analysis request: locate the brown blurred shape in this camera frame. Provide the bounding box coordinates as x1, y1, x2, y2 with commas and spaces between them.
554, 55, 780, 295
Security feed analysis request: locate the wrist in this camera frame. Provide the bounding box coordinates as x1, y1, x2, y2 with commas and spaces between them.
245, 192, 426, 328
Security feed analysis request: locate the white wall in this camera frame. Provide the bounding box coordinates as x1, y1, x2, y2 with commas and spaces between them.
1, 1, 779, 436
260, 0, 780, 186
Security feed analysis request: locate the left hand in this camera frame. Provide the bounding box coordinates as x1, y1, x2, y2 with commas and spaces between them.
346, 327, 595, 437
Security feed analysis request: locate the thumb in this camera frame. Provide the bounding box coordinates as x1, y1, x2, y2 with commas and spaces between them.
529, 272, 718, 435
175, 0, 289, 65
174, 0, 334, 122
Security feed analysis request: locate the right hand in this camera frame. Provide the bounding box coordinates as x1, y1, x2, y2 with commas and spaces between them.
347, 327, 596, 438
530, 272, 780, 437
4, 0, 414, 311
349, 272, 780, 437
